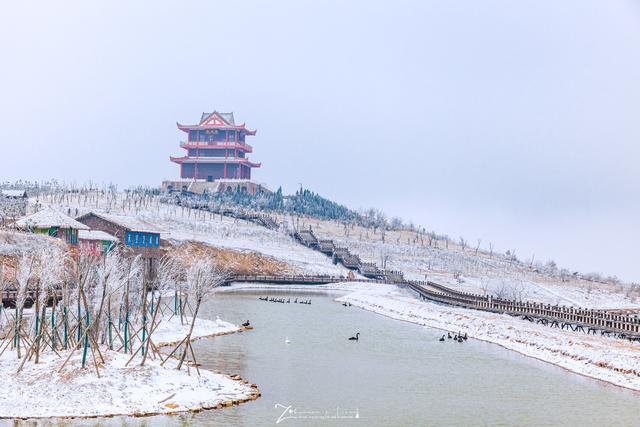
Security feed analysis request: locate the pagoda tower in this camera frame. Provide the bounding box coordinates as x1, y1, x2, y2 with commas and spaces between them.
170, 111, 261, 181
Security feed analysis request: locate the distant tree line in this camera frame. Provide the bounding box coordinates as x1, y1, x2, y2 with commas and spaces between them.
201, 186, 360, 223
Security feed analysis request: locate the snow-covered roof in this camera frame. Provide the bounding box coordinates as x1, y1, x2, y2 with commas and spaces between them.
78, 212, 162, 233
1, 189, 27, 198
15, 209, 90, 230
78, 229, 118, 242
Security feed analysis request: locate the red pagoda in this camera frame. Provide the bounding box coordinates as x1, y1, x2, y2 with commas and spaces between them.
170, 111, 261, 181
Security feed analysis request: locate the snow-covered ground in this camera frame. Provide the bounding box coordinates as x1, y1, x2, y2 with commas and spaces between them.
0, 349, 257, 419
161, 216, 346, 276
153, 315, 241, 347
298, 215, 640, 309
0, 292, 254, 419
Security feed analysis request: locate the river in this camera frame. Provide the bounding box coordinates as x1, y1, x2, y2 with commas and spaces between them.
8, 288, 640, 426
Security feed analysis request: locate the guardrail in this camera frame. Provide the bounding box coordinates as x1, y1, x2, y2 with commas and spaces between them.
407, 281, 640, 338
226, 275, 353, 285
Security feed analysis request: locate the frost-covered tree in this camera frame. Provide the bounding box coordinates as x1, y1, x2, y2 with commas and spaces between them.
174, 259, 227, 371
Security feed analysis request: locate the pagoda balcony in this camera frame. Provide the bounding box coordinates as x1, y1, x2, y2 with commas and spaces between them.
170, 155, 261, 168
179, 141, 253, 152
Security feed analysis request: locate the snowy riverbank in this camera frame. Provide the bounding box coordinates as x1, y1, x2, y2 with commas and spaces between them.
0, 350, 258, 419
0, 316, 256, 419
335, 284, 640, 392
153, 315, 241, 347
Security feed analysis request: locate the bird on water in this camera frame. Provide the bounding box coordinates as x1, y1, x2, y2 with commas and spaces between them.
348, 333, 360, 341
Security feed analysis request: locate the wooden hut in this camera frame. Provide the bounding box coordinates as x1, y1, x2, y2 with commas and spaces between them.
15, 208, 89, 246
76, 212, 162, 277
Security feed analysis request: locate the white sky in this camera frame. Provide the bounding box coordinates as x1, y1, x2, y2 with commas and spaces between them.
1, 1, 639, 281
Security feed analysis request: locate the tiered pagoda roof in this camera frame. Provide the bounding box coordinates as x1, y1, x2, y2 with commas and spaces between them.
176, 111, 257, 135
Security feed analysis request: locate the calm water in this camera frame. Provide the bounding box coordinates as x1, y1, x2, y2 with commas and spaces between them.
7, 289, 640, 427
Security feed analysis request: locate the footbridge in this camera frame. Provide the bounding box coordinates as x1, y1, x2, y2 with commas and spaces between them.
225, 274, 363, 286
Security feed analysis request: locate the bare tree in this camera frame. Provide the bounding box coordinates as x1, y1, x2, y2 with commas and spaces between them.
459, 237, 467, 253
174, 259, 227, 371
14, 254, 34, 359
380, 250, 390, 270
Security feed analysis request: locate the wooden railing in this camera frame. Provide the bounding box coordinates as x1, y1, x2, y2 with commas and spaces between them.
407, 281, 640, 338
226, 275, 354, 285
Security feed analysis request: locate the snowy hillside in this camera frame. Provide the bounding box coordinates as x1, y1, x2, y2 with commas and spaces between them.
40, 192, 349, 277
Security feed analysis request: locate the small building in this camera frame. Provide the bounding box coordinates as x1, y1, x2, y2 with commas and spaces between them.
78, 230, 118, 257
15, 208, 89, 245
76, 212, 162, 277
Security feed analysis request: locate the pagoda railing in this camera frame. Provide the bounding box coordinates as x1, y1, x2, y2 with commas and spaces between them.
180, 141, 253, 151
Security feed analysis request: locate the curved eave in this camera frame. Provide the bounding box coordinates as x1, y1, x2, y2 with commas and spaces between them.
179, 143, 253, 153
170, 156, 261, 168
177, 122, 256, 134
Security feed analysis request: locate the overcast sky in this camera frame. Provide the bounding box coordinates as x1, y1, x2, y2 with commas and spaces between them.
1, 1, 639, 281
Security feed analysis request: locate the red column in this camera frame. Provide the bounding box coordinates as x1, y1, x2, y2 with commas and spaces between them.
224, 129, 228, 179
194, 130, 200, 180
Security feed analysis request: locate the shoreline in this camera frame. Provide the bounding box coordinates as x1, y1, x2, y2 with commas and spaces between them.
221, 282, 640, 395
3, 372, 261, 421
338, 288, 640, 393
343, 293, 640, 395
0, 316, 260, 420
